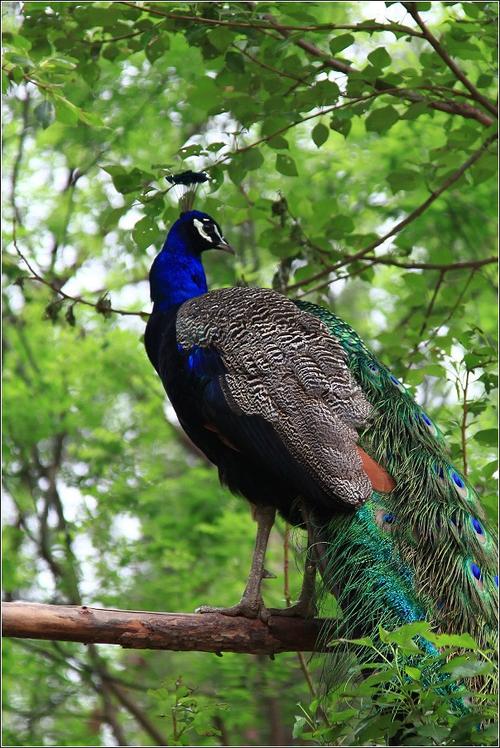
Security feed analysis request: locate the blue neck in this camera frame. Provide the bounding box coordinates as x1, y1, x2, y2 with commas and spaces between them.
149, 224, 208, 313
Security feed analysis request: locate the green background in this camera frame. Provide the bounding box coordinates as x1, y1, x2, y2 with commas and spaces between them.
2, 2, 497, 745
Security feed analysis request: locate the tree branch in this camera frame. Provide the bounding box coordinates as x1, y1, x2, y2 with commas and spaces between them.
287, 131, 498, 292
402, 2, 497, 118
262, 14, 494, 128
3, 602, 324, 655
12, 231, 148, 319
118, 2, 424, 37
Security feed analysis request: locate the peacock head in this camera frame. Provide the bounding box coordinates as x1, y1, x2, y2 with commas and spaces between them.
168, 210, 234, 255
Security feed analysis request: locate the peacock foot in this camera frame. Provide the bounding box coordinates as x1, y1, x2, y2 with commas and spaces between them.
266, 598, 317, 619
196, 597, 270, 622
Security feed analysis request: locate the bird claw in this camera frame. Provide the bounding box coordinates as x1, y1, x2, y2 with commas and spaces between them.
196, 599, 270, 622
266, 600, 317, 619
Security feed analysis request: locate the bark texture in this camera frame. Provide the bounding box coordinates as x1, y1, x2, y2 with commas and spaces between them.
2, 601, 325, 654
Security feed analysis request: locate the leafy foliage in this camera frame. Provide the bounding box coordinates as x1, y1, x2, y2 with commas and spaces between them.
294, 622, 497, 746
2, 1, 497, 745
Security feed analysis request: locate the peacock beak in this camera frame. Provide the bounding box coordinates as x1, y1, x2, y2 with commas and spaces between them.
216, 240, 235, 255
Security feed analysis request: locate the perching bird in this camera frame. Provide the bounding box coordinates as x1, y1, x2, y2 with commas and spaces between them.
145, 185, 498, 675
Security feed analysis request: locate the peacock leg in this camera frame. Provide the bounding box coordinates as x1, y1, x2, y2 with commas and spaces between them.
268, 516, 318, 618
196, 505, 276, 620
268, 557, 317, 618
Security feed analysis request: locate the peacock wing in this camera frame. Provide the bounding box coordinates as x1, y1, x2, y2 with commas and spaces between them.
176, 286, 374, 509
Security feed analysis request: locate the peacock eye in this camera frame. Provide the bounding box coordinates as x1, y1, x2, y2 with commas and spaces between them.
448, 467, 470, 500
375, 508, 395, 531
471, 517, 484, 535
388, 373, 406, 393
470, 562, 482, 581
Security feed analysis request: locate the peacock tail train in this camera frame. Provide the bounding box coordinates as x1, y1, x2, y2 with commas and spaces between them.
295, 300, 498, 690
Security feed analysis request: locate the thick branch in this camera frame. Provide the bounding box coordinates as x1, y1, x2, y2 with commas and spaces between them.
3, 602, 323, 654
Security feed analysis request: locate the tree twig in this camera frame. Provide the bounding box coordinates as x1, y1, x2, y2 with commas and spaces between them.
12, 230, 148, 319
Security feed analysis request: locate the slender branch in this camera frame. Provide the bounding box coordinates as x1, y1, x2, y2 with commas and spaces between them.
10, 94, 30, 227
403, 270, 446, 367
117, 2, 424, 37
420, 270, 445, 337
2, 602, 325, 654
83, 27, 149, 46
402, 2, 497, 118
461, 368, 470, 477
356, 256, 498, 273
404, 270, 477, 372
211, 89, 404, 169
235, 44, 307, 84
286, 132, 498, 292
100, 684, 130, 747
12, 236, 148, 319
428, 270, 477, 344
102, 678, 168, 746
262, 15, 494, 127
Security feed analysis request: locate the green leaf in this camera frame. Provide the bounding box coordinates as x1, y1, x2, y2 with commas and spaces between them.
387, 168, 421, 193
275, 154, 298, 177
365, 105, 400, 133
367, 47, 392, 69
207, 28, 233, 52
132, 216, 159, 250
102, 165, 152, 195
53, 96, 79, 125
401, 101, 429, 120
430, 632, 478, 649
329, 33, 354, 55
441, 656, 493, 679
404, 665, 421, 681
330, 114, 352, 138
145, 34, 169, 64
241, 148, 264, 171
311, 123, 329, 148
292, 716, 306, 738
267, 135, 289, 149
328, 707, 358, 723
328, 215, 354, 239
225, 51, 245, 73
33, 100, 54, 129
473, 429, 497, 447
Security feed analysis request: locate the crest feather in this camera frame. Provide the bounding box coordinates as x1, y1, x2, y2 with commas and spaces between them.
166, 171, 209, 213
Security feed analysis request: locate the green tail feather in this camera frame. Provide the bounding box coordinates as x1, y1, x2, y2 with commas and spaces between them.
295, 300, 498, 683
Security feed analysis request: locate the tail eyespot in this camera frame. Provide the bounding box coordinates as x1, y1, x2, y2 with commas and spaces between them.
420, 411, 439, 437
389, 373, 406, 393
469, 561, 484, 591
375, 509, 395, 531
448, 468, 470, 500
470, 516, 488, 546
366, 362, 381, 378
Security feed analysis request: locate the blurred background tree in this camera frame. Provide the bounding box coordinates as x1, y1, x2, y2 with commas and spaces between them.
2, 1, 497, 745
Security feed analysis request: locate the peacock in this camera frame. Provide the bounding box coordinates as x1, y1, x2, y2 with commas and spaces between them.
145, 175, 498, 700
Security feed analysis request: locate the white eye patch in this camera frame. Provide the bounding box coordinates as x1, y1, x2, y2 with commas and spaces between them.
193, 218, 223, 244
